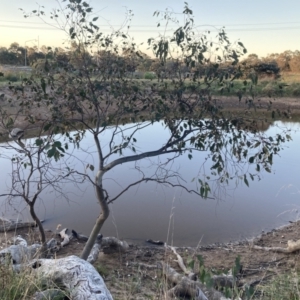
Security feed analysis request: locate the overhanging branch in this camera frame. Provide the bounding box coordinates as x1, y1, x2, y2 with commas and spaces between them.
107, 176, 214, 204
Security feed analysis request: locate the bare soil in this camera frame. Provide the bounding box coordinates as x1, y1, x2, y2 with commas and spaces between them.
1, 221, 300, 299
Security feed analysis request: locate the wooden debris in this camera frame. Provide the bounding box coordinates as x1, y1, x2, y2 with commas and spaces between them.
253, 239, 300, 253
87, 235, 102, 264
33, 255, 113, 300
146, 239, 164, 245
58, 228, 70, 247
101, 236, 129, 254
159, 261, 230, 300
0, 218, 36, 232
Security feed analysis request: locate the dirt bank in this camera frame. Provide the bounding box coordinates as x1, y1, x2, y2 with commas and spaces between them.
1, 220, 300, 299
1, 81, 300, 138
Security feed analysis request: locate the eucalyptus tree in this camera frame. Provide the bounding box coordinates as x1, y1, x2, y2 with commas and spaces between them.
12, 0, 290, 260
0, 119, 82, 256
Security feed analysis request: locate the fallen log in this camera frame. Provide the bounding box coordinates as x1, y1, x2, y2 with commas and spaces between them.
32, 255, 113, 300
101, 236, 129, 254
46, 228, 128, 260
0, 236, 40, 265
87, 235, 102, 264
159, 261, 231, 300
129, 252, 233, 300
166, 244, 236, 289
0, 217, 36, 232
0, 235, 61, 266
253, 239, 300, 253
71, 230, 129, 254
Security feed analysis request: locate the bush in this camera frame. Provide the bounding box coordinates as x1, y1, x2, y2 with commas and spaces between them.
0, 71, 26, 82
262, 82, 278, 97
144, 72, 156, 80
292, 86, 300, 97
5, 73, 19, 82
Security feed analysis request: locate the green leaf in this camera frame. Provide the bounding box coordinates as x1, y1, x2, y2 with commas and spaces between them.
47, 148, 56, 158
253, 141, 261, 148
265, 167, 271, 173
6, 117, 14, 127
43, 123, 52, 131
268, 153, 273, 165
248, 156, 255, 163
92, 17, 98, 22
35, 139, 43, 146
238, 41, 244, 48
187, 258, 195, 270
41, 78, 46, 93
188, 154, 192, 160
53, 141, 62, 148
89, 164, 94, 171
272, 111, 275, 119
244, 175, 249, 187
196, 255, 204, 266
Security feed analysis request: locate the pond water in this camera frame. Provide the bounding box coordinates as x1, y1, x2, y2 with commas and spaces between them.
0, 121, 300, 247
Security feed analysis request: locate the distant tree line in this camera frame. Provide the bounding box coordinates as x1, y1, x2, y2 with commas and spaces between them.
1, 42, 300, 78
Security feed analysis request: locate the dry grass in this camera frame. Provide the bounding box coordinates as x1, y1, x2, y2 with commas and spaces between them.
281, 72, 300, 83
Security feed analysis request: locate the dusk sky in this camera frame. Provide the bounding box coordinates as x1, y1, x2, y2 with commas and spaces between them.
1, 0, 300, 58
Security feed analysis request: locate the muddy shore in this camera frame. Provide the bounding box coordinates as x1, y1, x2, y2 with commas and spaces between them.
1, 219, 300, 299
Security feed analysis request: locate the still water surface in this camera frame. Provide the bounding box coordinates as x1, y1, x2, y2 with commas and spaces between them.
0, 121, 300, 246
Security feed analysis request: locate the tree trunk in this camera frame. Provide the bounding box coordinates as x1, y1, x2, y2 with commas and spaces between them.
29, 204, 47, 257
80, 175, 109, 260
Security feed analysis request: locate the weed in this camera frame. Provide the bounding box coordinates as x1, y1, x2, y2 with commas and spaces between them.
260, 271, 300, 300
144, 72, 156, 80
0, 262, 38, 299
95, 262, 110, 278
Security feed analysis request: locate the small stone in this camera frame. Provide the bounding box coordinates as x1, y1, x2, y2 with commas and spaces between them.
144, 251, 152, 257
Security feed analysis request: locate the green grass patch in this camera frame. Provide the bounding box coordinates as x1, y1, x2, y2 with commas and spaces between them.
2, 68, 300, 98
0, 71, 30, 83
260, 271, 300, 300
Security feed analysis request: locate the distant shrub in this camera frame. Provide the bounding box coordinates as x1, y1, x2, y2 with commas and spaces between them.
262, 82, 278, 97
292, 86, 300, 97
144, 72, 156, 80
0, 70, 28, 82
133, 71, 144, 79
5, 73, 19, 82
